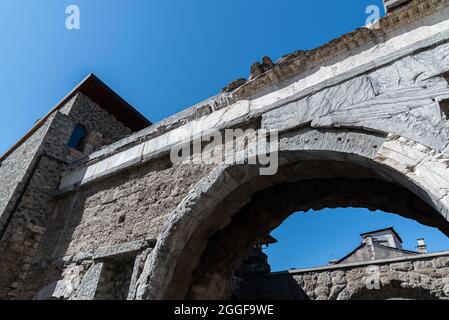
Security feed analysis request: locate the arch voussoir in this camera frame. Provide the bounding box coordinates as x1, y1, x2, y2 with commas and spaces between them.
139, 126, 449, 300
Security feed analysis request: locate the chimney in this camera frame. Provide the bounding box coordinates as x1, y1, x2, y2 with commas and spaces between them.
416, 238, 428, 253
363, 236, 374, 247
383, 0, 411, 13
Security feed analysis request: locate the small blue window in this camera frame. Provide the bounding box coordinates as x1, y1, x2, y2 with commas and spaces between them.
68, 125, 87, 151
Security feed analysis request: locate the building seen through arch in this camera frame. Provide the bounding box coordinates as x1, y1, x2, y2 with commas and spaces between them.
235, 225, 449, 300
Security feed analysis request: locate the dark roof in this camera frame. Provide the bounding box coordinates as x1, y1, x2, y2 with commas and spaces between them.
257, 234, 278, 246
0, 74, 151, 162
360, 227, 403, 243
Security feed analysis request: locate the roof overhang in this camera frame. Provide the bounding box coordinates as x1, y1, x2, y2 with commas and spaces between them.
0, 73, 151, 162
76, 74, 151, 131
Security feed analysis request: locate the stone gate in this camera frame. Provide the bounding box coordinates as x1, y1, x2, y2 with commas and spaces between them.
2, 0, 449, 300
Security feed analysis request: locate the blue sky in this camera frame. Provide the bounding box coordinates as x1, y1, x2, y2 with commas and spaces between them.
1, 1, 449, 269
0, 0, 386, 154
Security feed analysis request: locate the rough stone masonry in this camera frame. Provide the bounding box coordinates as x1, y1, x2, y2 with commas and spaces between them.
2, 0, 449, 300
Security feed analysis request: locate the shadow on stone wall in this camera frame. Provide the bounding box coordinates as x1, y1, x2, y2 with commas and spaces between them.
24, 156, 187, 299
236, 274, 309, 300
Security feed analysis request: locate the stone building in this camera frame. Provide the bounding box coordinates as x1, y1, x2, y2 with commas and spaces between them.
333, 227, 421, 264
0, 74, 151, 299
1, 0, 449, 300
236, 228, 449, 300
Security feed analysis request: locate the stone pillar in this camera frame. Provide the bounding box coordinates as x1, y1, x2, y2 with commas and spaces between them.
127, 249, 151, 300
72, 262, 104, 300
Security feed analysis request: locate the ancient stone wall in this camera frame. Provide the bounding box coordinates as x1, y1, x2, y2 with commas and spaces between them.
31, 240, 154, 300
0, 114, 55, 231
0, 112, 59, 299
0, 93, 136, 299
38, 161, 211, 260
41, 4, 449, 298
21, 161, 212, 299
59, 93, 132, 147
3, 0, 449, 300
237, 253, 449, 300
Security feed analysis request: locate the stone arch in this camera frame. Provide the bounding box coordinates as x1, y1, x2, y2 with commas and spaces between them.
134, 127, 449, 300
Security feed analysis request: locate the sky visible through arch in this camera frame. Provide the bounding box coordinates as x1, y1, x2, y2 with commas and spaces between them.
265, 208, 449, 272
1, 1, 449, 269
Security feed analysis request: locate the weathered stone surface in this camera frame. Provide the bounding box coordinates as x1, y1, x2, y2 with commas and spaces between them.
435, 257, 449, 268
238, 253, 449, 300
413, 260, 435, 270
390, 262, 414, 272
3, 0, 449, 301
331, 271, 346, 284
0, 92, 135, 299
328, 285, 346, 300
73, 263, 104, 300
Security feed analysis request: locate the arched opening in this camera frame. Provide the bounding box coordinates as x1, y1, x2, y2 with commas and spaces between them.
136, 128, 449, 300
67, 124, 88, 151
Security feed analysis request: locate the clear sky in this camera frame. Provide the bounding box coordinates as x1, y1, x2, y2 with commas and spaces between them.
1, 1, 449, 269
